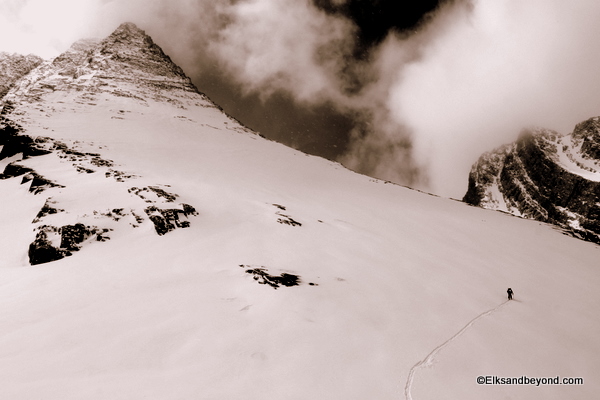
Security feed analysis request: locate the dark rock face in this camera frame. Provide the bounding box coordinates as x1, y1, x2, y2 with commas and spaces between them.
145, 204, 198, 235
52, 38, 99, 78
462, 144, 511, 208
26, 173, 65, 194
28, 224, 100, 265
572, 118, 600, 161
28, 228, 66, 265
60, 223, 93, 251
0, 130, 52, 160
238, 264, 318, 289
32, 198, 64, 223
97, 22, 191, 82
0, 106, 52, 161
0, 114, 63, 194
0, 163, 35, 179
464, 118, 600, 244
0, 53, 43, 99
239, 265, 302, 289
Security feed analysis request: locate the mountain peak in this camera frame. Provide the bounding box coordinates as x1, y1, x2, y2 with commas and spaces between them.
113, 22, 146, 36
101, 22, 152, 51
2, 21, 204, 115
93, 22, 192, 83
572, 116, 600, 160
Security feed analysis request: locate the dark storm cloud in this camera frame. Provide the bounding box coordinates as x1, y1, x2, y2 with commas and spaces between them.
197, 0, 455, 188
313, 0, 449, 55
308, 0, 452, 97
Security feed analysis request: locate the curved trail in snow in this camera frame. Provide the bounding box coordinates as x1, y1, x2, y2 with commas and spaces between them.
404, 300, 510, 400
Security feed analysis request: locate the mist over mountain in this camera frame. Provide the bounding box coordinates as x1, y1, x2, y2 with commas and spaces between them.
0, 23, 598, 400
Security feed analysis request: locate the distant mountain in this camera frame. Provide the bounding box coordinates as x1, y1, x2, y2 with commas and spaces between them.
463, 118, 600, 243
0, 52, 43, 98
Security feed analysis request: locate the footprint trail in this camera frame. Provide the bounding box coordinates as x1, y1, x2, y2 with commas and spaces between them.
404, 300, 510, 400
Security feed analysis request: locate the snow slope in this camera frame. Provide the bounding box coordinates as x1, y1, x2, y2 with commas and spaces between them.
0, 24, 598, 400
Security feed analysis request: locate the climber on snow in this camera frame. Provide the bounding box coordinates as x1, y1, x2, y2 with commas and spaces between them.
507, 288, 514, 300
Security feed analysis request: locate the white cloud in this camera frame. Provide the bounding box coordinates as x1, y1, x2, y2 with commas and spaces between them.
210, 0, 355, 103
0, 0, 98, 57
387, 0, 600, 197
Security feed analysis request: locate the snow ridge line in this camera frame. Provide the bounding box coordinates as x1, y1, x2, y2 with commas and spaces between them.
404, 300, 510, 400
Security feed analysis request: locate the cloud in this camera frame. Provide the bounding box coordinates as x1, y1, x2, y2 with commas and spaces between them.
205, 0, 436, 187
209, 0, 356, 103
386, 0, 600, 197
0, 0, 98, 57
5, 0, 600, 199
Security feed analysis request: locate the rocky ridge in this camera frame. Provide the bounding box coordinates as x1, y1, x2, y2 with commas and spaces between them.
4, 22, 206, 108
464, 118, 600, 244
0, 52, 43, 98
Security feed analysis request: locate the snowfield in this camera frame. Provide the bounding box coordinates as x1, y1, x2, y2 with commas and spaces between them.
1, 25, 599, 400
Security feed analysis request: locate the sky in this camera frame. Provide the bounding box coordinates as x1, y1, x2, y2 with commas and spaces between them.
2, 0, 600, 198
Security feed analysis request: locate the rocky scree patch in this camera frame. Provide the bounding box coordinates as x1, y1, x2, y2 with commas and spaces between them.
273, 204, 302, 227
0, 108, 199, 265
239, 264, 317, 289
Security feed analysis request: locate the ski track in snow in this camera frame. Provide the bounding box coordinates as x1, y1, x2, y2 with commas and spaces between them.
404, 300, 510, 400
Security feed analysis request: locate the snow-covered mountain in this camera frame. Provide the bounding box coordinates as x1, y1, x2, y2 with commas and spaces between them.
464, 120, 600, 244
1, 22, 210, 265
0, 23, 598, 400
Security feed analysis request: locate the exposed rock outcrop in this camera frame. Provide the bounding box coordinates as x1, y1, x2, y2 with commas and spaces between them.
464, 118, 600, 244
0, 53, 43, 99
144, 204, 198, 235
28, 223, 102, 265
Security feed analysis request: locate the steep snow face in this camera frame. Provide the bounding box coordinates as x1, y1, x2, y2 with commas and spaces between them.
0, 23, 599, 400
464, 121, 600, 243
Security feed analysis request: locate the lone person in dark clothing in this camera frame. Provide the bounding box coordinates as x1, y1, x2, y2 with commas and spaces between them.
507, 288, 513, 300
